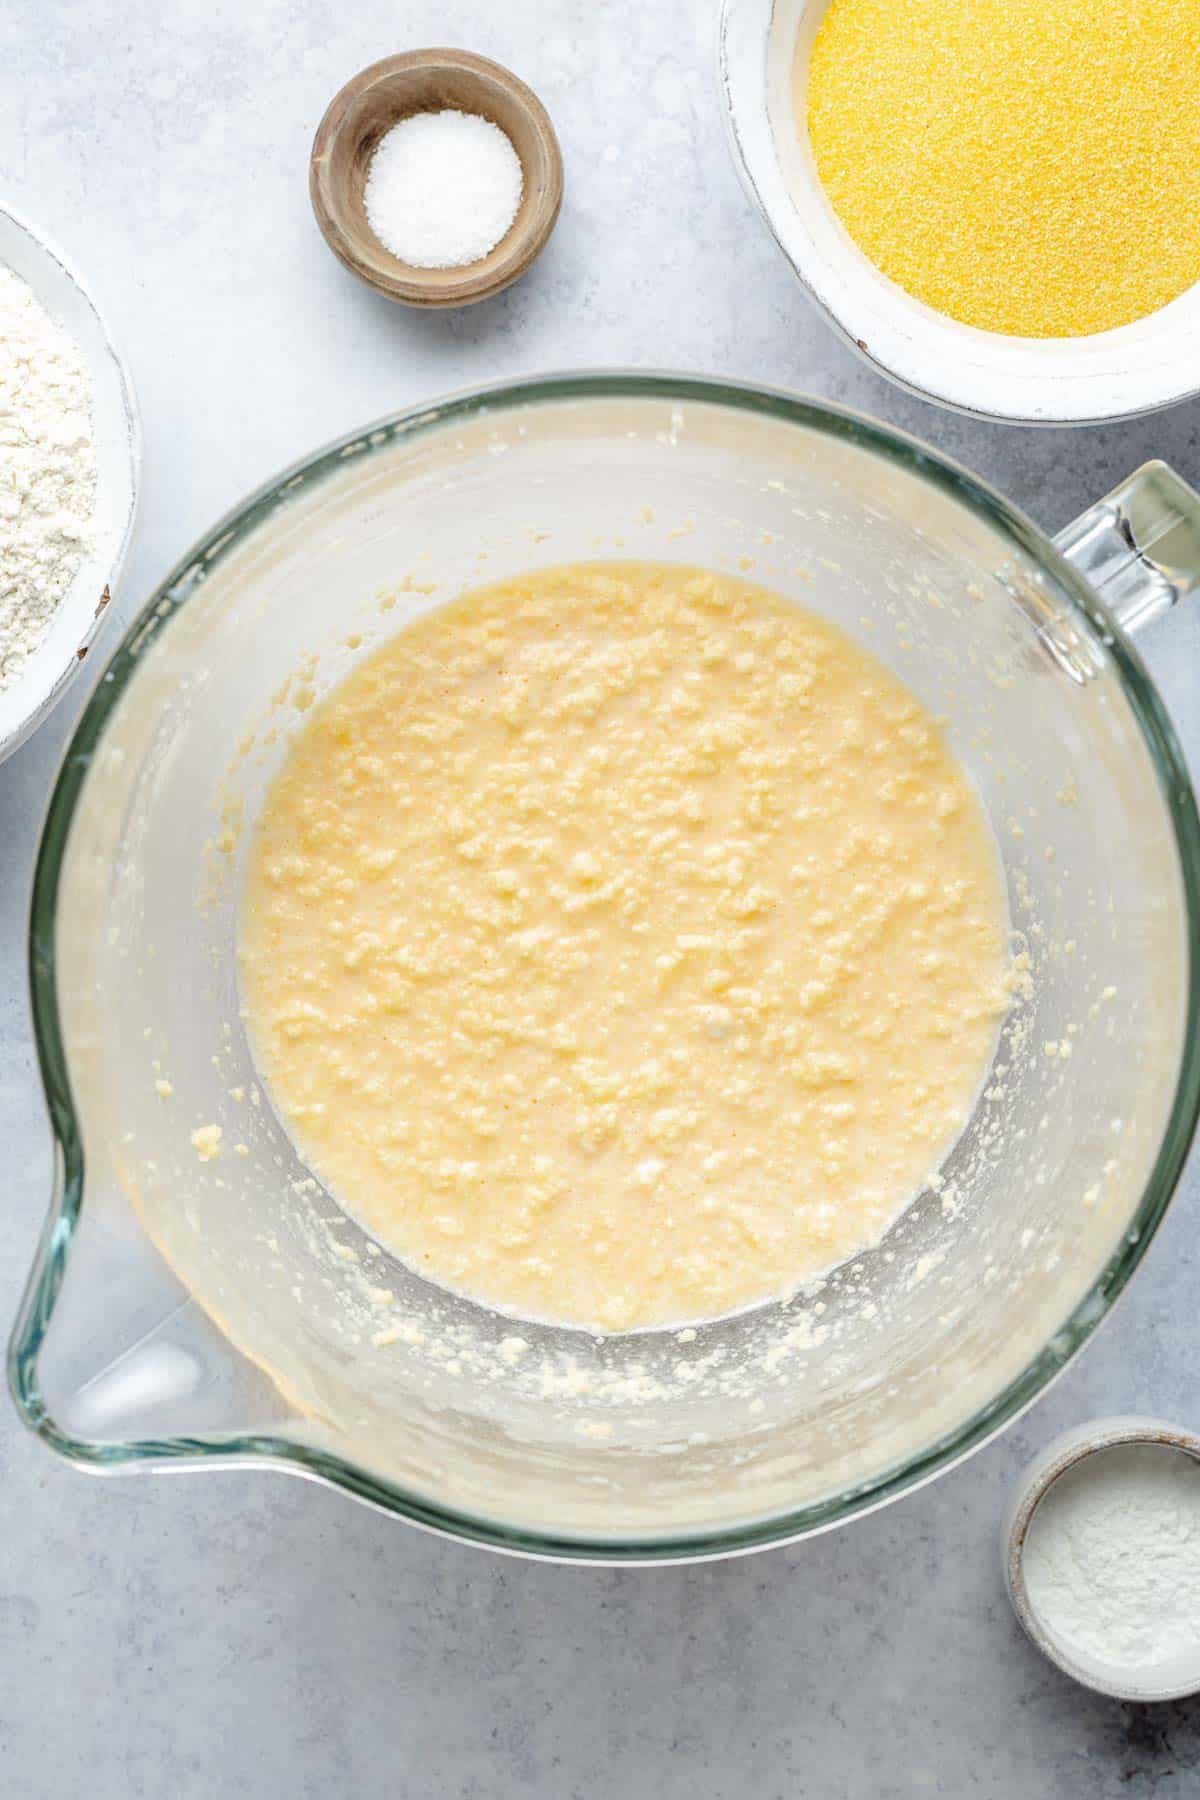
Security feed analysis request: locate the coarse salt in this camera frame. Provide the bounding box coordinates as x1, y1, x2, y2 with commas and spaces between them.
364, 109, 523, 270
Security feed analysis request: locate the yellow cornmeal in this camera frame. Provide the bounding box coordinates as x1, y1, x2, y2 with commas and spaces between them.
240, 563, 1010, 1331
805, 0, 1200, 338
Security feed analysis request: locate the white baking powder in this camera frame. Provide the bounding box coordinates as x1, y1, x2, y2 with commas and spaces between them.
1023, 1443, 1200, 1668
364, 109, 523, 270
0, 265, 96, 692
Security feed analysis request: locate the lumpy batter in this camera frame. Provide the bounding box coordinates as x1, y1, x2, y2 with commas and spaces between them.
240, 563, 1010, 1330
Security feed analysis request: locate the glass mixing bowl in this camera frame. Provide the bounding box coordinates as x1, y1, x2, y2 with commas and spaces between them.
11, 374, 1200, 1561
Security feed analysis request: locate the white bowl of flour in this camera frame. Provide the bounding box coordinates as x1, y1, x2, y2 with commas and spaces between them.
0, 203, 139, 763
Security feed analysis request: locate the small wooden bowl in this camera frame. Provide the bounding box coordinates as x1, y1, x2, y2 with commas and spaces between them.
310, 49, 563, 309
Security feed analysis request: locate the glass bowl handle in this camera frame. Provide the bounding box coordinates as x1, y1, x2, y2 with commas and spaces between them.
1055, 462, 1200, 636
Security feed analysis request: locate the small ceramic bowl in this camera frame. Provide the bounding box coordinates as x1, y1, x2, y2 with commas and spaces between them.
0, 204, 140, 765
1004, 1417, 1200, 1702
310, 49, 563, 309
719, 0, 1200, 424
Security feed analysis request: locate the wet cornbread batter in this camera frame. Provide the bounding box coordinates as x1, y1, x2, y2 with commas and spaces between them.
241, 563, 1010, 1330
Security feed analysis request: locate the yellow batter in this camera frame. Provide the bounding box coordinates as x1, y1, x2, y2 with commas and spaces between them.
240, 563, 1010, 1331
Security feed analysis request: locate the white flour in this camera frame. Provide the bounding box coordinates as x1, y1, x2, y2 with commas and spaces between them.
1024, 1443, 1200, 1668
0, 265, 96, 692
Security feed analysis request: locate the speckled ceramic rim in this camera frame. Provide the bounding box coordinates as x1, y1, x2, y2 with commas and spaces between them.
1005, 1418, 1200, 1701
10, 371, 1200, 1562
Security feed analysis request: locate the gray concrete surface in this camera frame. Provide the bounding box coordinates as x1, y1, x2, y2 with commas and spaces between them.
4, 2, 1200, 1794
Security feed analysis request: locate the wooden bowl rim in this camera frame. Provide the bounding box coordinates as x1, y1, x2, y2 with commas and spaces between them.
310, 48, 563, 309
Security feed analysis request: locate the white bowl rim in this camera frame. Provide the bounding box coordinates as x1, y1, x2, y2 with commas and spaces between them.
718, 0, 1200, 426
0, 201, 141, 763
1003, 1415, 1200, 1701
